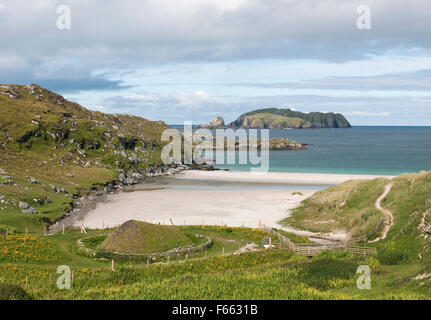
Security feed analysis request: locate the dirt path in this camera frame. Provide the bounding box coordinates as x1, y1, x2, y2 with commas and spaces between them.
368, 183, 393, 243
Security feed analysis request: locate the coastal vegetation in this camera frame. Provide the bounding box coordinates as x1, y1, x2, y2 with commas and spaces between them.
0, 222, 429, 299
282, 178, 389, 238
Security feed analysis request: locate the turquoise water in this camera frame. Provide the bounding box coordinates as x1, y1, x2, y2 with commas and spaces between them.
210, 126, 431, 175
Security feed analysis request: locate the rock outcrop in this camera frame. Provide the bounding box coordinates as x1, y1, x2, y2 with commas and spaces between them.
202, 116, 225, 129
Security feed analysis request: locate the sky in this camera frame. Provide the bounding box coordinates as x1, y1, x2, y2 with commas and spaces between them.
1, 0, 431, 125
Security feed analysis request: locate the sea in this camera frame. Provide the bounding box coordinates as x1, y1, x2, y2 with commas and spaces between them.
169, 126, 431, 176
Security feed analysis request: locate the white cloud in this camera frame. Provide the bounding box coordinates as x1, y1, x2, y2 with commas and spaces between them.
2, 0, 431, 126
344, 111, 392, 117
3, 0, 431, 68
0, 54, 26, 71
194, 90, 209, 99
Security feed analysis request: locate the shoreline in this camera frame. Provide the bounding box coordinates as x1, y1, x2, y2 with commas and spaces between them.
48, 163, 191, 233
71, 170, 392, 235
174, 170, 394, 186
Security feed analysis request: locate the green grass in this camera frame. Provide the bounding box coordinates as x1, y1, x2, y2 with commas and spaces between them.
1, 221, 431, 299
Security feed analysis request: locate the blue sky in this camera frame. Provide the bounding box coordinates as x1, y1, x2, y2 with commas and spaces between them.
1, 0, 431, 125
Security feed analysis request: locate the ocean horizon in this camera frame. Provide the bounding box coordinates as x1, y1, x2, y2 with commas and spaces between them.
168, 126, 431, 176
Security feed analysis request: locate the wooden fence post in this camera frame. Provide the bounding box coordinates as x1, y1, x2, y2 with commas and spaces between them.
25, 276, 28, 290
185, 253, 188, 262
5, 228, 8, 237
204, 249, 207, 259
44, 226, 46, 236
146, 259, 149, 268
222, 247, 225, 256
49, 274, 52, 286
71, 271, 74, 283
25, 227, 28, 235
111, 260, 115, 272
167, 256, 170, 264
62, 224, 65, 235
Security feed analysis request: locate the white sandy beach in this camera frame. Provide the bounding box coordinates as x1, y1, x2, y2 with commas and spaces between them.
174, 170, 392, 185
78, 170, 393, 232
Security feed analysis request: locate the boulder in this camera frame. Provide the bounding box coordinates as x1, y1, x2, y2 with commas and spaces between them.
28, 177, 39, 184
19, 201, 29, 209
22, 207, 37, 215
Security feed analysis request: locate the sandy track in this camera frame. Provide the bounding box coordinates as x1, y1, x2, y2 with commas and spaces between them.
369, 183, 393, 243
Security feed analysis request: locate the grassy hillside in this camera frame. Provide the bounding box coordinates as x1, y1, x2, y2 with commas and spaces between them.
0, 84, 168, 233
282, 178, 389, 238
281, 171, 431, 296
229, 108, 351, 129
